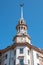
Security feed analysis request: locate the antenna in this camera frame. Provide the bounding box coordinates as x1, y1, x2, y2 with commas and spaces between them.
20, 3, 24, 19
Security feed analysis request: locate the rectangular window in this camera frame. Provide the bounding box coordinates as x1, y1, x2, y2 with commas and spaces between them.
14, 60, 15, 65
0, 62, 1, 64
28, 50, 29, 55
36, 53, 39, 59
20, 48, 23, 54
20, 59, 24, 65
37, 63, 40, 65
14, 50, 16, 55
5, 54, 8, 59
5, 64, 7, 65
0, 59, 1, 64
0, 53, 1, 57
28, 60, 30, 64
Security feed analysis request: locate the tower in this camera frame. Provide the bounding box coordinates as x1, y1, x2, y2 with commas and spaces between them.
12, 4, 32, 65
13, 4, 31, 44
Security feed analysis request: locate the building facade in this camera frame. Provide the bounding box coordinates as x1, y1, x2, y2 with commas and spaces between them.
0, 5, 43, 65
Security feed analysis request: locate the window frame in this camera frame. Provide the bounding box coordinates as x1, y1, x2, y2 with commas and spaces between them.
36, 53, 39, 59
28, 50, 29, 55
19, 58, 24, 65
14, 60, 16, 65
14, 50, 16, 56
37, 63, 40, 65
20, 48, 23, 54
5, 54, 8, 59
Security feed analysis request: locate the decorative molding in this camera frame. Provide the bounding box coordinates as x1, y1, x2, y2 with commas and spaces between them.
0, 42, 43, 54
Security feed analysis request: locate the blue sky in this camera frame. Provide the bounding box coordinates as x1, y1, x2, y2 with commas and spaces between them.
0, 0, 43, 49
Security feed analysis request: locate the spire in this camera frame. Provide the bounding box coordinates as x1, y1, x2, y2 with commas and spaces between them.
20, 3, 24, 19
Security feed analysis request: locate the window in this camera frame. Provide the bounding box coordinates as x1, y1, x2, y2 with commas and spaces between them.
24, 27, 25, 30
19, 27, 20, 29
0, 59, 1, 64
0, 62, 1, 64
20, 59, 24, 65
21, 20, 23, 24
21, 27, 23, 30
28, 50, 29, 55
20, 48, 23, 54
5, 54, 8, 59
14, 60, 15, 65
0, 53, 2, 56
37, 63, 40, 65
5, 64, 7, 65
14, 50, 16, 55
28, 60, 30, 64
36, 53, 39, 59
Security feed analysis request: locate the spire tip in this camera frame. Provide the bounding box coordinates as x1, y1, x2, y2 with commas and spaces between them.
20, 3, 24, 7
20, 3, 24, 19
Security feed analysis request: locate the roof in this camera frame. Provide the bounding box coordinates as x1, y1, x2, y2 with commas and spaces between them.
0, 42, 43, 54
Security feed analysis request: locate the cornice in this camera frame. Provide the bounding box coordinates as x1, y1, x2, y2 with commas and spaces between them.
13, 34, 31, 41
0, 42, 43, 54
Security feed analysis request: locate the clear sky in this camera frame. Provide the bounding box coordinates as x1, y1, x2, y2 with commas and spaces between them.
0, 0, 43, 49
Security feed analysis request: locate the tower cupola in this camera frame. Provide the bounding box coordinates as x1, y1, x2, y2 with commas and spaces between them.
13, 4, 31, 44
16, 4, 28, 35
16, 19, 28, 35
